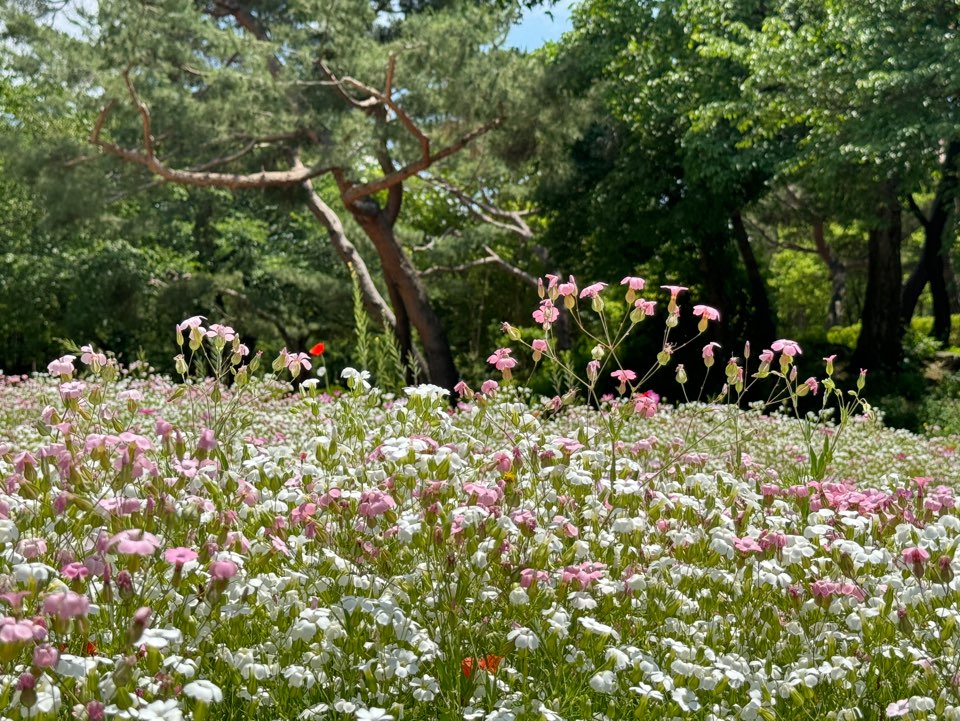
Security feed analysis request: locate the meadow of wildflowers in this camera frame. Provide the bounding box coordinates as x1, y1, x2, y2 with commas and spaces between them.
3, 279, 960, 721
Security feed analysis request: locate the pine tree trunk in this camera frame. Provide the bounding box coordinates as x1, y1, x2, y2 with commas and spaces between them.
346, 197, 459, 390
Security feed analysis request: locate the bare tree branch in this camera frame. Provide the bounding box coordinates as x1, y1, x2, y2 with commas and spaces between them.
318, 58, 504, 204
426, 176, 534, 240
90, 76, 333, 189
419, 245, 537, 287
122, 67, 153, 157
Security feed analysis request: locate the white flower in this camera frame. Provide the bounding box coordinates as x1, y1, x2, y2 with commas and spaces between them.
299, 703, 330, 720
590, 670, 617, 694
580, 617, 620, 640
507, 627, 540, 650
671, 687, 700, 712
183, 680, 223, 704
341, 368, 371, 391
139, 699, 183, 721
509, 586, 529, 606
140, 627, 183, 649
334, 700, 357, 714
355, 708, 394, 721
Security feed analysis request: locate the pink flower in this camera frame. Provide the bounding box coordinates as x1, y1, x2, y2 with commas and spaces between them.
109, 529, 162, 557
557, 277, 577, 297
544, 274, 560, 289
164, 547, 198, 567
33, 644, 59, 669
42, 591, 90, 619
531, 339, 548, 353
358, 490, 397, 518
197, 428, 217, 451
633, 390, 659, 418
611, 369, 636, 393
823, 353, 837, 374
209, 559, 238, 581
902, 547, 930, 565
0, 617, 46, 644
61, 562, 89, 581
561, 561, 606, 590
702, 342, 721, 359
621, 276, 646, 291
80, 345, 107, 368
47, 355, 76, 376
532, 299, 559, 327
59, 381, 87, 400
454, 380, 474, 399
633, 299, 656, 315
205, 324, 236, 342
660, 285, 688, 300
480, 379, 499, 395
804, 377, 819, 395
520, 568, 550, 588
463, 483, 502, 508
17, 537, 47, 560
692, 305, 720, 321
176, 316, 206, 333
759, 349, 774, 364
771, 339, 802, 357
285, 352, 312, 375
486, 348, 517, 372
733, 536, 762, 554
578, 282, 607, 299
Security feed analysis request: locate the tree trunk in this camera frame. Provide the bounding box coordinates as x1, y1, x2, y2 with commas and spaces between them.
731, 211, 777, 347
301, 177, 397, 330
346, 196, 459, 390
854, 188, 903, 371
812, 221, 847, 328
901, 140, 959, 345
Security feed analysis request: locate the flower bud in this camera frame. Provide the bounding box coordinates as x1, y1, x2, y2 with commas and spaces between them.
675, 364, 687, 384
502, 323, 522, 341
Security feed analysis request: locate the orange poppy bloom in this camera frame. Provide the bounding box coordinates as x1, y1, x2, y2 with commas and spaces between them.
309, 342, 325, 356
462, 654, 503, 678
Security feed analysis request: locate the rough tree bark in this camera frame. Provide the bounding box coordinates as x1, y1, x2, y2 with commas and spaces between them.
854, 187, 903, 371
901, 140, 959, 345
343, 195, 457, 389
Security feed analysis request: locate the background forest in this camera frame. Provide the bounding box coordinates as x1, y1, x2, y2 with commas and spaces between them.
1, 0, 959, 431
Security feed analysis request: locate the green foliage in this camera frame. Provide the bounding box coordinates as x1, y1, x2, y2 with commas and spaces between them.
768, 250, 832, 341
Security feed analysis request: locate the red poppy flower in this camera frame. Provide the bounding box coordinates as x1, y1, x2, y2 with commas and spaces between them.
479, 654, 503, 674
309, 342, 325, 357
85, 641, 98, 656
462, 654, 503, 678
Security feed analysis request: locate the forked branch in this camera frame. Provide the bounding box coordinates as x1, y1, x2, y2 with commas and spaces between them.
91, 72, 331, 189
318, 58, 504, 204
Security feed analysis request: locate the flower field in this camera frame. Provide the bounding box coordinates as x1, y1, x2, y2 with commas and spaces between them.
3, 297, 960, 721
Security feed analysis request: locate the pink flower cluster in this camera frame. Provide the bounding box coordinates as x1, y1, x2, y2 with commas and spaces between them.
561, 562, 607, 590
810, 579, 866, 603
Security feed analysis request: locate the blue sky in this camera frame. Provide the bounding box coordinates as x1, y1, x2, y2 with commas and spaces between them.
505, 0, 577, 50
